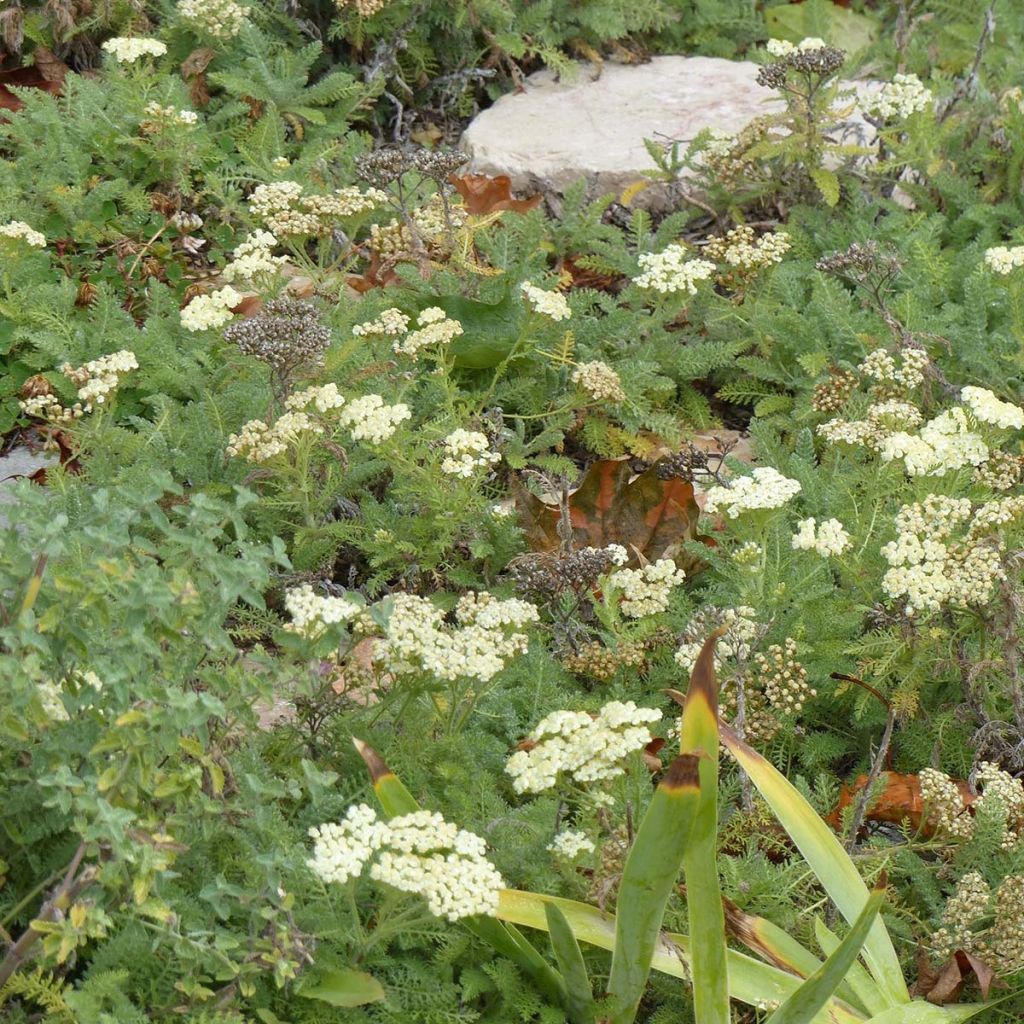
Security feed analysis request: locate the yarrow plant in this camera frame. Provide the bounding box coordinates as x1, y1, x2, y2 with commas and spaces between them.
703, 466, 802, 518
634, 244, 716, 295
307, 805, 504, 921
505, 700, 662, 794
520, 281, 572, 321
101, 37, 168, 63
0, 219, 45, 247
864, 73, 933, 122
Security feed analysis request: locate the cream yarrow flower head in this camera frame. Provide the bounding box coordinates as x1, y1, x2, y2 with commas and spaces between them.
635, 245, 716, 295
393, 307, 464, 358
864, 73, 933, 121
985, 245, 1024, 275
352, 308, 411, 338
960, 386, 1024, 430
547, 829, 596, 859
792, 517, 851, 557
703, 467, 801, 518
521, 281, 571, 321
0, 220, 45, 247
101, 37, 167, 62
374, 592, 537, 685
607, 559, 686, 618
571, 361, 625, 402
309, 804, 504, 921
221, 231, 285, 284
177, 0, 248, 38
766, 37, 827, 57
285, 584, 362, 639
440, 429, 500, 477
180, 286, 242, 332
338, 395, 411, 444
506, 700, 662, 794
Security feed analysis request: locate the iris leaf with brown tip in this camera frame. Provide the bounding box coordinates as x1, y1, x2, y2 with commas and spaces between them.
605, 754, 700, 1024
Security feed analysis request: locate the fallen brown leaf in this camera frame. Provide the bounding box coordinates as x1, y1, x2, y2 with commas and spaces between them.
515, 458, 702, 569
449, 173, 542, 215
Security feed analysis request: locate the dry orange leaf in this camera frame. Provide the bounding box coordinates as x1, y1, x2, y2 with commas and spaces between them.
449, 173, 542, 216
515, 458, 702, 568
826, 770, 975, 836
0, 49, 66, 112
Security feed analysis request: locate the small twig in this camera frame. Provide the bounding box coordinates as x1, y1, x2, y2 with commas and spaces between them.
830, 673, 896, 852
938, 5, 995, 124
0, 843, 95, 987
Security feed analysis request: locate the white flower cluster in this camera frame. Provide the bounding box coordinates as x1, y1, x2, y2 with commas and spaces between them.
392, 307, 464, 358
547, 829, 595, 858
440, 429, 501, 477
960, 386, 1024, 429
65, 350, 139, 409
922, 762, 1024, 849
140, 102, 198, 129
933, 870, 1024, 975
101, 37, 167, 63
506, 700, 662, 794
180, 285, 242, 331
607, 558, 686, 618
860, 348, 930, 389
337, 395, 411, 444
570, 361, 625, 402
38, 681, 69, 722
634, 245, 716, 295
248, 181, 387, 237
791, 517, 851, 557
177, 0, 248, 38
879, 406, 989, 477
23, 350, 140, 422
706, 226, 791, 271
0, 220, 45, 248
221, 231, 286, 284
226, 410, 322, 462
284, 584, 362, 639
880, 494, 1024, 614
703, 466, 802, 519
286, 382, 346, 413
352, 308, 411, 338
864, 73, 933, 121
375, 592, 538, 684
985, 245, 1024, 275
308, 804, 504, 921
674, 606, 760, 674
766, 36, 827, 56
520, 281, 572, 321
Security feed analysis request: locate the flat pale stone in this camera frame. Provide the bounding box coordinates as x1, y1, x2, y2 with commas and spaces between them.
462, 56, 785, 201
0, 445, 56, 527
461, 56, 883, 206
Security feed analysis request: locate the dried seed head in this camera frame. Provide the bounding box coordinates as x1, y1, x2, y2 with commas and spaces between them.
223, 298, 331, 380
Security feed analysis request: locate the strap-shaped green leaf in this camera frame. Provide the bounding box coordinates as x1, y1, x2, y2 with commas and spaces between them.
606, 754, 701, 1023
765, 879, 885, 1024
718, 726, 909, 1007
545, 902, 596, 1024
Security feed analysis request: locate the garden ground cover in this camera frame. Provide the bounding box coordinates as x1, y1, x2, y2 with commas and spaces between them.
5, 1, 1024, 1021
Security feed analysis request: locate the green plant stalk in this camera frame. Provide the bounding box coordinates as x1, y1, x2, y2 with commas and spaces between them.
352, 738, 569, 1011
605, 754, 701, 1024
676, 630, 730, 1023
496, 890, 865, 1024
814, 918, 887, 1018
545, 902, 595, 1024
765, 878, 885, 1024
718, 725, 909, 1006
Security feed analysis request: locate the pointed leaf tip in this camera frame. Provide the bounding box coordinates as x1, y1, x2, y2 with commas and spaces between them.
352, 737, 391, 783
662, 753, 701, 791
689, 628, 724, 716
